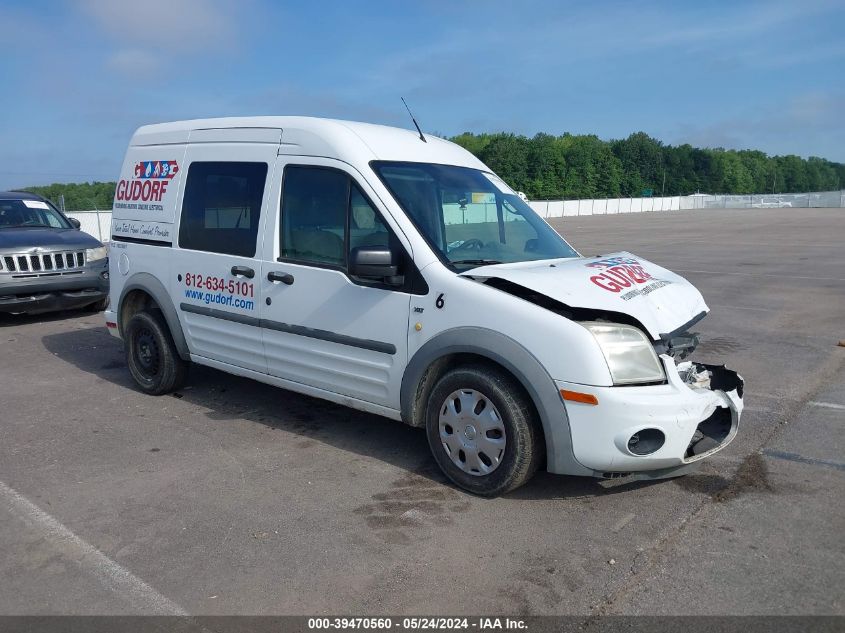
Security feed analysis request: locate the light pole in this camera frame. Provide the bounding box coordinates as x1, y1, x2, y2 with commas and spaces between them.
88, 198, 103, 241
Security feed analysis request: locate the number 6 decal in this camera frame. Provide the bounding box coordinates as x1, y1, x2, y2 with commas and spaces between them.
435, 293, 445, 309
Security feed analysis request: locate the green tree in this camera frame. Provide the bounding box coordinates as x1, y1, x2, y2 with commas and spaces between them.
16, 133, 845, 208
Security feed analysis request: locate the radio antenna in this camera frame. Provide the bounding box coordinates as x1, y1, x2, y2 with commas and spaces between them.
401, 97, 427, 143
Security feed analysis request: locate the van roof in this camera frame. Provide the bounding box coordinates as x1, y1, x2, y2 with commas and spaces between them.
130, 116, 488, 170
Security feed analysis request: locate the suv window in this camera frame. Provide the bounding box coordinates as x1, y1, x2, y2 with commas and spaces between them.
178, 162, 268, 257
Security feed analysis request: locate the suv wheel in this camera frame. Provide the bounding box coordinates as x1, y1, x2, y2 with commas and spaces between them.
425, 364, 542, 496
125, 310, 188, 395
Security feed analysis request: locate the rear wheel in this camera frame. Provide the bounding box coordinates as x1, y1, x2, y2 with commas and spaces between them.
425, 364, 543, 496
125, 310, 188, 395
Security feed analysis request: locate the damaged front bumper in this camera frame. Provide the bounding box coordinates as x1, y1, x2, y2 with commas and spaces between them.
556, 356, 743, 477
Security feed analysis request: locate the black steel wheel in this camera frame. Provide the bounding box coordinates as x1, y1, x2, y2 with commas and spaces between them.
125, 310, 188, 395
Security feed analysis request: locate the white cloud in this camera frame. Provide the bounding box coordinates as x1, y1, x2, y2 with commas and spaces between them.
672, 92, 845, 160
78, 0, 237, 53
106, 48, 162, 74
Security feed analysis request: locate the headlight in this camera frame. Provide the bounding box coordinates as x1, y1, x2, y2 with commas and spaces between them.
582, 322, 664, 385
86, 246, 108, 263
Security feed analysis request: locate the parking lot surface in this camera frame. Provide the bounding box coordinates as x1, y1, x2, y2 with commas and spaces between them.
1, 207, 843, 615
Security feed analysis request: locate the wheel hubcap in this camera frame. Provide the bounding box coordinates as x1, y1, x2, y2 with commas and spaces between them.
135, 328, 160, 376
438, 389, 506, 476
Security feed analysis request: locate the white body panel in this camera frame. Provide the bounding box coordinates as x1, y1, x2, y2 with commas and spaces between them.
107, 116, 743, 478
167, 142, 278, 373
463, 253, 709, 339
408, 263, 613, 386
559, 357, 742, 472
258, 155, 412, 409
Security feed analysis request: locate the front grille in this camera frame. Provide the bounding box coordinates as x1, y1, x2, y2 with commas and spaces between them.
0, 251, 86, 274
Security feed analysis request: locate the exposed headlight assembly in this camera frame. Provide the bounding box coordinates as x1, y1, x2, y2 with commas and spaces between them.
86, 246, 108, 262
582, 322, 665, 385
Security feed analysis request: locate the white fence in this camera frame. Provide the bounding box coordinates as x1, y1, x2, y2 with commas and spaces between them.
65, 190, 845, 241
529, 190, 845, 218
65, 210, 111, 241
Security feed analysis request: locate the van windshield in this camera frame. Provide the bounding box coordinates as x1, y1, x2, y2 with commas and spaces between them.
372, 162, 578, 270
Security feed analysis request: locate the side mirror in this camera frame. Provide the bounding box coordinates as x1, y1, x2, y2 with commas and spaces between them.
68, 217, 81, 229
349, 245, 403, 285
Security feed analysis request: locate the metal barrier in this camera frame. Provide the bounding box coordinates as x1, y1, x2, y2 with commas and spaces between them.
63, 190, 845, 240
63, 210, 111, 241
529, 190, 845, 218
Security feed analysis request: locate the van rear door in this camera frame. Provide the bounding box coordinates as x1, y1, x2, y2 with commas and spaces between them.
171, 136, 279, 373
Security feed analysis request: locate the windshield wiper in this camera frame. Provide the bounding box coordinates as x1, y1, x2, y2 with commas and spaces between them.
451, 259, 503, 266
1, 223, 52, 229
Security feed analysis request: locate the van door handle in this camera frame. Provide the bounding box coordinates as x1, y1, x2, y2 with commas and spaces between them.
230, 265, 255, 279
267, 271, 295, 285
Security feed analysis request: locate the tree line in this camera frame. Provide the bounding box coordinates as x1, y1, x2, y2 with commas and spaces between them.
452, 131, 845, 200
19, 181, 117, 213
18, 131, 845, 209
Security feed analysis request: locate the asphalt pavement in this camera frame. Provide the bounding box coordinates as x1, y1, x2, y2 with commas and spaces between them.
0, 207, 842, 615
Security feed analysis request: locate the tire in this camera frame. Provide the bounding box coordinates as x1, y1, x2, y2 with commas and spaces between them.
425, 364, 543, 496
125, 310, 188, 395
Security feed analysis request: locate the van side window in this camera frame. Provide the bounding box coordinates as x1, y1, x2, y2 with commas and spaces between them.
349, 184, 390, 251
178, 162, 268, 257
280, 166, 349, 266
278, 166, 421, 292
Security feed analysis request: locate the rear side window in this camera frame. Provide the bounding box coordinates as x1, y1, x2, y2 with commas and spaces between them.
179, 162, 268, 257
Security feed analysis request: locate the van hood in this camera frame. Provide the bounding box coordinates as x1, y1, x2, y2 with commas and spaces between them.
461, 252, 708, 340
0, 228, 101, 251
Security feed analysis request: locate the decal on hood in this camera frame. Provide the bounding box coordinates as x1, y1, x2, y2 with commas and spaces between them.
585, 255, 673, 301
462, 252, 709, 340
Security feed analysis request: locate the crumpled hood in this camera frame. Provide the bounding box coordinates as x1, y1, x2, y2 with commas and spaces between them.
0, 228, 101, 251
462, 252, 708, 340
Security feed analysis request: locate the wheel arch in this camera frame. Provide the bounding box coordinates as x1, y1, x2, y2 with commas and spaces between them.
400, 327, 593, 476
118, 272, 189, 361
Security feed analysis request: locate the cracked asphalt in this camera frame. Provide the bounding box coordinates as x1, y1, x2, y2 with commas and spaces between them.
0, 207, 843, 615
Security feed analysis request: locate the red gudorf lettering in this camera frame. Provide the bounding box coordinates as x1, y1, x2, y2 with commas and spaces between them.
116, 178, 170, 202
590, 264, 653, 293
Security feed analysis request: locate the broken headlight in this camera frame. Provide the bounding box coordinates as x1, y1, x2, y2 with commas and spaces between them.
582, 322, 665, 385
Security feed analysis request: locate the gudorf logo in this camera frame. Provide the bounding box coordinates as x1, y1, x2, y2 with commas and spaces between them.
116, 160, 179, 202
586, 256, 654, 293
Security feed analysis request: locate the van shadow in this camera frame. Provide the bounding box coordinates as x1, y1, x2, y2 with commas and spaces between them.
40, 325, 661, 501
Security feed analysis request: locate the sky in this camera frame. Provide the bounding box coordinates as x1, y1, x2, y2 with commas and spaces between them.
1, 0, 844, 189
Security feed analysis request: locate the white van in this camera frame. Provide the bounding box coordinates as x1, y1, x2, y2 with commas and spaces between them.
106, 117, 743, 496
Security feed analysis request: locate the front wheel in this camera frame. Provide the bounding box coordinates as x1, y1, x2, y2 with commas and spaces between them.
125, 310, 188, 395
425, 364, 543, 496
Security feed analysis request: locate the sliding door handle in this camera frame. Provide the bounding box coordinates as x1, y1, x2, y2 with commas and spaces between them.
267, 271, 294, 285
230, 265, 255, 278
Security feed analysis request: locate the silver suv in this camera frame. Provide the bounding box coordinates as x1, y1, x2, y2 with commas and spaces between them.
0, 191, 109, 314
